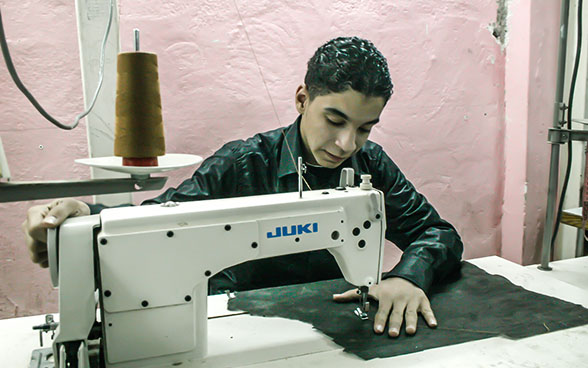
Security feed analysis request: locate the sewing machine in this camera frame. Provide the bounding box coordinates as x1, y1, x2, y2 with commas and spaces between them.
44, 172, 386, 367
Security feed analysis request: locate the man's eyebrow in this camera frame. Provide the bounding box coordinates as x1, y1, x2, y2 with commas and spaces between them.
324, 107, 381, 127
324, 107, 379, 125
324, 107, 349, 120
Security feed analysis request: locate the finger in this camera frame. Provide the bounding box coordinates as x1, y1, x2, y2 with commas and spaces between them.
30, 248, 48, 264
24, 228, 47, 264
41, 199, 78, 228
40, 260, 49, 268
24, 205, 51, 243
419, 298, 438, 328
332, 288, 360, 302
28, 241, 47, 264
404, 300, 419, 335
373, 297, 392, 334
388, 301, 406, 337
34, 251, 48, 265
333, 285, 379, 302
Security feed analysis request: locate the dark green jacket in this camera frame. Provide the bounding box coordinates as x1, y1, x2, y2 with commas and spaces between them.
91, 117, 463, 294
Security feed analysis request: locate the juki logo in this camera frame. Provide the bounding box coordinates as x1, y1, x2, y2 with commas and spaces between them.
267, 222, 319, 238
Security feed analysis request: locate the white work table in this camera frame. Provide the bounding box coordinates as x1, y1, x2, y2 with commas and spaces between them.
2, 256, 588, 367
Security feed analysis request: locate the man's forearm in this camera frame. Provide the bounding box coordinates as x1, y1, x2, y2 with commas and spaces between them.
382, 227, 463, 293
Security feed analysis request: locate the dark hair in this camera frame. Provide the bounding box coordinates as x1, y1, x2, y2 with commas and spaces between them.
304, 36, 393, 102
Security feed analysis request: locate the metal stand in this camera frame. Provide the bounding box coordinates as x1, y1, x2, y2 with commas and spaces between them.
539, 0, 574, 271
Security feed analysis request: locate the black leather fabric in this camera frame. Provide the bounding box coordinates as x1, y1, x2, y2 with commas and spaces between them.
227, 262, 588, 360
90, 117, 463, 293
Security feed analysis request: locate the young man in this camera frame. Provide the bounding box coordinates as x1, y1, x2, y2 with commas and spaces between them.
23, 36, 463, 337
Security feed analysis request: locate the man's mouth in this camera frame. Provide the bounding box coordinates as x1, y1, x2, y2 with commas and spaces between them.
324, 151, 346, 162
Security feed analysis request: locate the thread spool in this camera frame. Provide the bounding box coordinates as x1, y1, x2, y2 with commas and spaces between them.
114, 34, 165, 166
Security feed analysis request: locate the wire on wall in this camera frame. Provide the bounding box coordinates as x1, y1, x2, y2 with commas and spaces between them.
0, 0, 114, 130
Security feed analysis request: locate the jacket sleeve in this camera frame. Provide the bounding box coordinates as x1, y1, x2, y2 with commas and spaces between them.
373, 148, 463, 294
142, 142, 241, 205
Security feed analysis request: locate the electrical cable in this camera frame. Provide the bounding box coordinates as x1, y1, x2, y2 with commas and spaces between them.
0, 0, 114, 130
551, 0, 583, 248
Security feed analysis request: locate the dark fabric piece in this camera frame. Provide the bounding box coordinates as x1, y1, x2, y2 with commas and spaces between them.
94, 116, 461, 294
227, 262, 588, 360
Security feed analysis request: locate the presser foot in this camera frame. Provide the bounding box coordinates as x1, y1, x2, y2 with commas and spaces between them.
354, 306, 369, 320
354, 286, 370, 320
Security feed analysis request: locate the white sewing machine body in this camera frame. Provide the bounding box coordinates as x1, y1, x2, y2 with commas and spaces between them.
48, 183, 386, 367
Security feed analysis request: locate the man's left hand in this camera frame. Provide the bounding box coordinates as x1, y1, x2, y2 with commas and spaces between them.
332, 277, 437, 337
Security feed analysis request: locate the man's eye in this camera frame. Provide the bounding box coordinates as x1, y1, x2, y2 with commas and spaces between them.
326, 118, 343, 126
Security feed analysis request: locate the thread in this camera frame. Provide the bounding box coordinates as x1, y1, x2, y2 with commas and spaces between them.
114, 52, 165, 166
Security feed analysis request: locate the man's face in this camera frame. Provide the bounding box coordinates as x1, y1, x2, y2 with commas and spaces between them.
296, 86, 386, 168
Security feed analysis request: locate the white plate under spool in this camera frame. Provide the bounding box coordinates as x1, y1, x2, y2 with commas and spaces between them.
75, 153, 203, 175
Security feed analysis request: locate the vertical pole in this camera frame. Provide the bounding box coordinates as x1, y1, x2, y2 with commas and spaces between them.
576, 0, 588, 257
298, 156, 303, 199
539, 0, 571, 270
75, 0, 132, 206
576, 154, 586, 257
134, 28, 140, 52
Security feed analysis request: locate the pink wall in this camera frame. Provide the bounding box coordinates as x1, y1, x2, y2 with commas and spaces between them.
502, 0, 531, 264
0, 0, 90, 318
523, 1, 561, 264
502, 0, 560, 264
0, 0, 506, 318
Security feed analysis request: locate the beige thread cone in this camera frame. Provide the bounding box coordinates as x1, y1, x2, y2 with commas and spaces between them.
114, 52, 165, 165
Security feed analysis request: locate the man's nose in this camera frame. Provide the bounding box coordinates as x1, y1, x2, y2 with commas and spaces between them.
335, 129, 356, 154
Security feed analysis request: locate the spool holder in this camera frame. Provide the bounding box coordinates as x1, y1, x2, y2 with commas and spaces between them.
0, 174, 167, 203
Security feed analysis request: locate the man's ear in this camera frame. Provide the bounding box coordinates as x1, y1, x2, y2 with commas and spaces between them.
295, 85, 309, 114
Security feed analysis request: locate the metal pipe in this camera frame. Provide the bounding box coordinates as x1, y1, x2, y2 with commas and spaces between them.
539, 0, 571, 270
540, 147, 562, 270
298, 156, 303, 199
134, 28, 140, 51
576, 143, 587, 257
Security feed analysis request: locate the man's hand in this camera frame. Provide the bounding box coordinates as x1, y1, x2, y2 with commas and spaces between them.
333, 277, 437, 337
22, 198, 90, 268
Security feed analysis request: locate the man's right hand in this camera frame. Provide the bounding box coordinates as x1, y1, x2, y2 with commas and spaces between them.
22, 198, 90, 268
